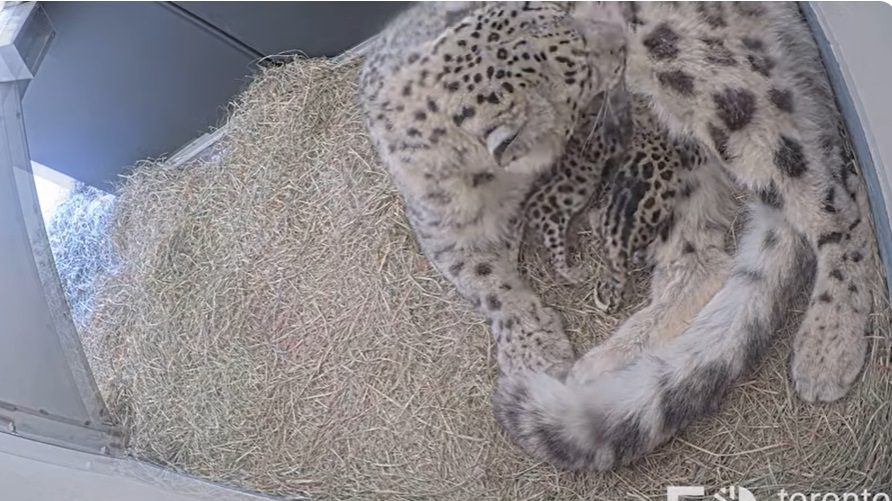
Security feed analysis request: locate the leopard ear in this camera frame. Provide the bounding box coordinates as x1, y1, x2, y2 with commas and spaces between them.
567, 2, 628, 50
485, 125, 520, 165
569, 2, 627, 30
442, 1, 478, 26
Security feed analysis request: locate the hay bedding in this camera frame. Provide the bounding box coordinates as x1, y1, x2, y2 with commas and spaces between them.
47, 183, 117, 332
50, 57, 892, 500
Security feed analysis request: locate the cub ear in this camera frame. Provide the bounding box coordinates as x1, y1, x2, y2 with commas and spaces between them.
485, 125, 521, 165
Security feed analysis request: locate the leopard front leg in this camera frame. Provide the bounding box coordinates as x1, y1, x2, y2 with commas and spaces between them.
420, 228, 576, 378
706, 135, 868, 403
780, 175, 872, 402
623, 1, 873, 401
701, 99, 869, 403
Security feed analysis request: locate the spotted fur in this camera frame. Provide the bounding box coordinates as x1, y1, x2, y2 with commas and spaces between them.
360, 2, 627, 376
492, 1, 873, 471
525, 92, 706, 313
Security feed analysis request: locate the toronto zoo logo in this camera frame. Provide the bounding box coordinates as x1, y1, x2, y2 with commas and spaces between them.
667, 485, 757, 501
668, 486, 892, 501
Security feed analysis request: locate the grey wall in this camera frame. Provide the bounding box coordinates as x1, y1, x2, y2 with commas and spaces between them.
21, 2, 406, 192
0, 89, 90, 425
174, 2, 406, 57
0, 165, 88, 422
0, 431, 274, 501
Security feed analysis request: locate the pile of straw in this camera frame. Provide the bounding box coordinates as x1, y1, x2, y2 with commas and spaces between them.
47, 182, 117, 331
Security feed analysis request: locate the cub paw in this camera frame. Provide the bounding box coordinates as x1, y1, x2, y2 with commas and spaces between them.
631, 249, 649, 269
594, 278, 623, 313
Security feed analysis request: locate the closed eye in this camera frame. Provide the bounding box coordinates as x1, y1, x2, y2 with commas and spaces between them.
485, 125, 520, 164
492, 133, 518, 163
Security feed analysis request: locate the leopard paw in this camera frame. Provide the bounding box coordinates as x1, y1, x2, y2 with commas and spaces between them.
791, 304, 867, 403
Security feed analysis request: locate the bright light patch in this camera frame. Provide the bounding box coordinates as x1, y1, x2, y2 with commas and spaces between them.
31, 161, 74, 225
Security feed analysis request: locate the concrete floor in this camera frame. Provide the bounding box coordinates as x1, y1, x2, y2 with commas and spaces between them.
0, 433, 277, 501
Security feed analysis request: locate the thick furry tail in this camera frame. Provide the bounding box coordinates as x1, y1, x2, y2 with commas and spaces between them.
492, 203, 816, 471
